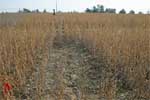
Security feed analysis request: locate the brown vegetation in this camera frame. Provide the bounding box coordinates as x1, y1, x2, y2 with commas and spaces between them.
62, 13, 150, 99
0, 13, 149, 99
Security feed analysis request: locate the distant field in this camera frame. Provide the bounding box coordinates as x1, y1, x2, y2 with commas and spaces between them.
0, 13, 149, 99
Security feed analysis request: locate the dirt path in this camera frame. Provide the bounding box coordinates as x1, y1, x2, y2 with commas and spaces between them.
39, 17, 101, 99
43, 41, 102, 100
20, 18, 110, 100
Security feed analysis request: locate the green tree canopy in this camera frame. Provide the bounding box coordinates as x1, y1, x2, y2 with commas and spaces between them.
119, 9, 126, 14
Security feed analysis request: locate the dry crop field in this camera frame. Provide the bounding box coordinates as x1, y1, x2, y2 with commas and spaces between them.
0, 13, 149, 100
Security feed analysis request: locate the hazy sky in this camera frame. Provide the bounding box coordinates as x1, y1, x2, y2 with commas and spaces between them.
0, 0, 150, 13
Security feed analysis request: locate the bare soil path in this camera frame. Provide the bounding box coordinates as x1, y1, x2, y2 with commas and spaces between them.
43, 40, 102, 100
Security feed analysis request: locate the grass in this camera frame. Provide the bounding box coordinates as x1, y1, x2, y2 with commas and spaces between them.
0, 13, 149, 99
62, 13, 150, 99
0, 13, 56, 99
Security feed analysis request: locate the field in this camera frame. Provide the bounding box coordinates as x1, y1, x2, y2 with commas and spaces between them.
0, 13, 149, 100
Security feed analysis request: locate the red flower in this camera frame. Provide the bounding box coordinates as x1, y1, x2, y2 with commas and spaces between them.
3, 82, 12, 95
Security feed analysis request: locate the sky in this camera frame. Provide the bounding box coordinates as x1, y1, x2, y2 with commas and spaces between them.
0, 0, 150, 13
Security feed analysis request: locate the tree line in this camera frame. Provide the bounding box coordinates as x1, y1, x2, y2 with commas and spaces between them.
18, 6, 145, 14
18, 8, 47, 13
85, 5, 143, 14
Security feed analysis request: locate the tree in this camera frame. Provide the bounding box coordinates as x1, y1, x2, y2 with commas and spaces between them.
138, 11, 143, 14
85, 5, 106, 13
85, 8, 92, 13
119, 9, 126, 14
129, 10, 135, 14
35, 9, 39, 13
105, 8, 116, 13
97, 5, 104, 13
43, 9, 47, 13
92, 6, 98, 13
23, 8, 31, 13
